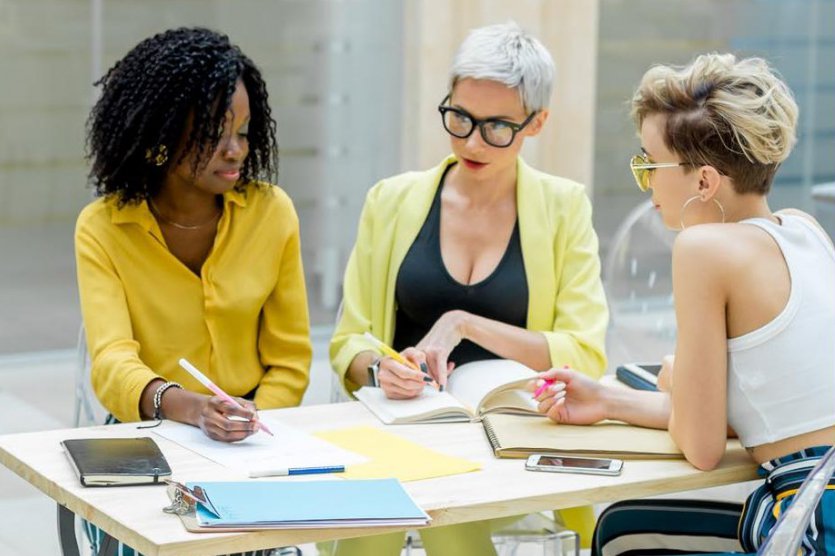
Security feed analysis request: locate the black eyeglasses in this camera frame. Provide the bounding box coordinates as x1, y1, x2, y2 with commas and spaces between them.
437, 95, 537, 148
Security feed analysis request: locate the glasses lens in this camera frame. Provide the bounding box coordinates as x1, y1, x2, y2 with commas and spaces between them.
442, 109, 474, 138
482, 121, 515, 147
629, 155, 650, 192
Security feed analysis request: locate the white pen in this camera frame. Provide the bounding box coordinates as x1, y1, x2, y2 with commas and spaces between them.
248, 465, 346, 478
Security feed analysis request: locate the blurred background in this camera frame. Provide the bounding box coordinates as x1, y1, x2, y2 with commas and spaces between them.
0, 0, 833, 553
0, 0, 833, 355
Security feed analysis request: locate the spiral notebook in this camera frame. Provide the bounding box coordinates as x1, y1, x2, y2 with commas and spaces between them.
481, 414, 684, 459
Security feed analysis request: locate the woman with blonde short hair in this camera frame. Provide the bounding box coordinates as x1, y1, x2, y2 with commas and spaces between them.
535, 53, 835, 555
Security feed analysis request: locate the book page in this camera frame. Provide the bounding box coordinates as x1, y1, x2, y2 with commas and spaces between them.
355, 386, 472, 424
479, 385, 538, 415
446, 360, 538, 415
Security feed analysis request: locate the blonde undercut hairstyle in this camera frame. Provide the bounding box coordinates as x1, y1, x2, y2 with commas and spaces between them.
449, 21, 555, 113
631, 53, 798, 195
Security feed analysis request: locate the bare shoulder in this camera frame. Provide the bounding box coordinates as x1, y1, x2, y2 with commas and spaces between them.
673, 223, 745, 262
673, 223, 775, 276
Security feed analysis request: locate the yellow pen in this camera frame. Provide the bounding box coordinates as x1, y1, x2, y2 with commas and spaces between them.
363, 332, 440, 389
363, 332, 419, 370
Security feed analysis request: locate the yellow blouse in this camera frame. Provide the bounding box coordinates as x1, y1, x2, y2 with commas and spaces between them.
75, 184, 312, 423
331, 155, 608, 392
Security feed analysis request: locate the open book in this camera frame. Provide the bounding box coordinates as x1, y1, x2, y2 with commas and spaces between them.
354, 359, 539, 424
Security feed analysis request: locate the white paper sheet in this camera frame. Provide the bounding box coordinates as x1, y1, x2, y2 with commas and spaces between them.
153, 417, 367, 474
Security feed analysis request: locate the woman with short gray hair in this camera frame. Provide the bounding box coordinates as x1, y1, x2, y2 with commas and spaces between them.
327, 21, 608, 556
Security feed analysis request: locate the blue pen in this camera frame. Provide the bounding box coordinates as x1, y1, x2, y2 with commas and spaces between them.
248, 465, 345, 478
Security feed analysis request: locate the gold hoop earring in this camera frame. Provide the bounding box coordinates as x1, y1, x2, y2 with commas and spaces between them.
680, 195, 726, 230
145, 145, 169, 167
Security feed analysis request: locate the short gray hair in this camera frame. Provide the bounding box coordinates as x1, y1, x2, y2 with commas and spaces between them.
449, 21, 555, 112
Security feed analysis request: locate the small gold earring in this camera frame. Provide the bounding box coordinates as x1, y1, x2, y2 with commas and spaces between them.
145, 145, 169, 167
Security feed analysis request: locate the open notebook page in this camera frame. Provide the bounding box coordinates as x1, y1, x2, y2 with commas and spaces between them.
354, 386, 471, 423
153, 417, 367, 474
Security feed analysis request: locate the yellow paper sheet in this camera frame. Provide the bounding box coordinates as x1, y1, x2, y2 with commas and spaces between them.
315, 426, 481, 482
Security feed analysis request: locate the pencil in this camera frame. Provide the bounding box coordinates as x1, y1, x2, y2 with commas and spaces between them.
362, 332, 419, 370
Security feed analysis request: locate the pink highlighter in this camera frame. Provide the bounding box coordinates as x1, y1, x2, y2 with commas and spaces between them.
178, 358, 273, 436
532, 365, 569, 399
532, 379, 555, 399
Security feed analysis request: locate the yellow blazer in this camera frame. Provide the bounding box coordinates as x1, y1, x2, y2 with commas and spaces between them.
330, 155, 608, 391
76, 184, 312, 422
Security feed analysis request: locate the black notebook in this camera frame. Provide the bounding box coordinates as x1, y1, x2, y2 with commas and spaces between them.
61, 437, 172, 487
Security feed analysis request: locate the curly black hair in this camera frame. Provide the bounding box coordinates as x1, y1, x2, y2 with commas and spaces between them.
86, 27, 278, 205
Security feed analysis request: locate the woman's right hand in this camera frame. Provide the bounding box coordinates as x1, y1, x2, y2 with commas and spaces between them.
197, 396, 260, 442
379, 347, 431, 400
532, 366, 609, 425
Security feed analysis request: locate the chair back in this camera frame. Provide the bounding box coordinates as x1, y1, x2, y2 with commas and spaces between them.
73, 325, 108, 427
602, 200, 677, 365
758, 445, 835, 555
329, 300, 351, 403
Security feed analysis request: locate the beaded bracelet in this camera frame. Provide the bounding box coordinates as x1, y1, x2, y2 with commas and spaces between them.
152, 381, 183, 421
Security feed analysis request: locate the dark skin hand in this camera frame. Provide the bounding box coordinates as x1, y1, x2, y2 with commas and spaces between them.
140, 378, 261, 442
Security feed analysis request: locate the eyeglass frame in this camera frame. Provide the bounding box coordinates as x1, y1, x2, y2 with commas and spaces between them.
437, 94, 538, 148
629, 153, 693, 192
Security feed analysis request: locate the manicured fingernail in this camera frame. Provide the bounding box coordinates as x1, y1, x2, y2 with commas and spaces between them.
422, 375, 434, 383
439, 385, 445, 392
550, 382, 566, 392
420, 362, 429, 374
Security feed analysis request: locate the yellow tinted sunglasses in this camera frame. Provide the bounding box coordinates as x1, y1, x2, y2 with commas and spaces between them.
629, 154, 689, 192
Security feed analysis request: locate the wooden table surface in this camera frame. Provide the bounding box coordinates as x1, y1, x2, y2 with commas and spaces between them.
0, 401, 759, 556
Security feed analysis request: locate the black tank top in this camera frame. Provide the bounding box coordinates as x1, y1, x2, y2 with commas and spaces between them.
393, 168, 529, 365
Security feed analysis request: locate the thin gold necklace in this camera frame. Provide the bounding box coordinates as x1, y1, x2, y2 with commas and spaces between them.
148, 199, 221, 231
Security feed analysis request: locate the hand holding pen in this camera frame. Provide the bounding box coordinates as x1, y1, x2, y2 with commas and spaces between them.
178, 358, 273, 441
363, 333, 441, 400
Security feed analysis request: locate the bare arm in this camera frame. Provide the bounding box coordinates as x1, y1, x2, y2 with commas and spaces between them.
536, 366, 672, 428
138, 380, 260, 442
416, 310, 550, 387
667, 227, 731, 470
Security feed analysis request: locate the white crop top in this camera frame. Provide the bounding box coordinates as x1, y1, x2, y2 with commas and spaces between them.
726, 214, 835, 447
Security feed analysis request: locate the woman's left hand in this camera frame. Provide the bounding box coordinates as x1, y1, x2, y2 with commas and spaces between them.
416, 310, 468, 389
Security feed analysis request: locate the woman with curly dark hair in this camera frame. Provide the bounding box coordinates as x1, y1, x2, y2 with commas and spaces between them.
76, 27, 312, 446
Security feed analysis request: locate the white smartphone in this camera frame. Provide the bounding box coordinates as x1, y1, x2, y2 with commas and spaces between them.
525, 454, 623, 476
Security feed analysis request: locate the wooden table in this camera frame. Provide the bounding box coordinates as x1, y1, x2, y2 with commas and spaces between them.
0, 402, 759, 556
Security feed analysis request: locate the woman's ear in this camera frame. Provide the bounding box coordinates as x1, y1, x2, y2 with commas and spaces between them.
698, 165, 723, 200
526, 109, 550, 137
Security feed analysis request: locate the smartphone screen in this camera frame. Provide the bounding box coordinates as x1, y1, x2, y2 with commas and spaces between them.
535, 456, 613, 469
635, 364, 662, 376
526, 454, 623, 475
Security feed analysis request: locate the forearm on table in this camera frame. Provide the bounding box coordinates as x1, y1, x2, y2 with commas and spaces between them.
459, 312, 551, 370
603, 386, 671, 430
139, 379, 206, 425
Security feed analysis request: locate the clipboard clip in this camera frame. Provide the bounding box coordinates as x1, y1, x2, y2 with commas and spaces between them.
162, 479, 221, 518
